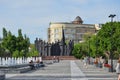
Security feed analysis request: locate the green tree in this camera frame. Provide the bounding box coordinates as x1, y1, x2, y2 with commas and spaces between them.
15, 29, 30, 57
16, 29, 24, 52
0, 37, 5, 56
22, 34, 30, 57
89, 35, 105, 58
97, 22, 120, 59
2, 31, 17, 56
3, 28, 7, 39
72, 41, 89, 59
27, 44, 38, 57
12, 50, 19, 58
70, 22, 120, 59
72, 43, 81, 58
1, 28, 30, 57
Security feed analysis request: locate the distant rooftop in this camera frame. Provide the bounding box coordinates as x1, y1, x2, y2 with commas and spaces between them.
50, 16, 84, 25
72, 16, 83, 24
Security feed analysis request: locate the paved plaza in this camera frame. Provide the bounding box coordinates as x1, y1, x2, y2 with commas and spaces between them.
5, 60, 118, 80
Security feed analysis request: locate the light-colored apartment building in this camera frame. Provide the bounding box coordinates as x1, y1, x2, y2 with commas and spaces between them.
48, 16, 101, 43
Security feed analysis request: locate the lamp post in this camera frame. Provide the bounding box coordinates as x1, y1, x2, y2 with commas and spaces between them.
108, 14, 116, 72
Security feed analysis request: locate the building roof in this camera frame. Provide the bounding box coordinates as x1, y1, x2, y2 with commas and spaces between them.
74, 16, 82, 22
72, 16, 83, 24
49, 16, 84, 25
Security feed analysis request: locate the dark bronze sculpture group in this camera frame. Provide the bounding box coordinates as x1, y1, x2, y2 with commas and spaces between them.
35, 38, 74, 56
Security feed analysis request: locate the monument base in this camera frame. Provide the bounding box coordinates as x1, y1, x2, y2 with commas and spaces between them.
43, 56, 77, 60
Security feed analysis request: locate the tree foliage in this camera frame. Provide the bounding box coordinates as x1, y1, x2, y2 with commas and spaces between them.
3, 28, 7, 39
27, 44, 39, 57
72, 22, 120, 59
0, 37, 5, 56
97, 22, 120, 59
1, 28, 30, 57
72, 33, 93, 59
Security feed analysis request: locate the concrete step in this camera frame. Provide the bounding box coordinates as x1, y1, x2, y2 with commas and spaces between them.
43, 56, 77, 60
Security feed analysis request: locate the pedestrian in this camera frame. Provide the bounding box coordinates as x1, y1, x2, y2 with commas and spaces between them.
83, 56, 88, 68
57, 56, 60, 62
94, 57, 98, 67
29, 60, 35, 70
53, 56, 56, 63
36, 58, 40, 68
115, 58, 120, 80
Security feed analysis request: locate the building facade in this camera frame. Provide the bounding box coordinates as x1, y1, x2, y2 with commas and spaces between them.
48, 16, 100, 43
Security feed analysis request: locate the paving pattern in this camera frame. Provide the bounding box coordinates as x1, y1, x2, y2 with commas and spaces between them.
5, 60, 118, 80
75, 60, 117, 80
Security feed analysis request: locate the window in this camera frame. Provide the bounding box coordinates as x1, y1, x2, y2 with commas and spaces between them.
54, 28, 60, 33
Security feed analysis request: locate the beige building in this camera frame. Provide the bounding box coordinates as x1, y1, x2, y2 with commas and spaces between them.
48, 16, 100, 43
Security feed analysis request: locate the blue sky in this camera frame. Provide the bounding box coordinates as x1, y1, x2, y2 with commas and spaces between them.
0, 0, 120, 43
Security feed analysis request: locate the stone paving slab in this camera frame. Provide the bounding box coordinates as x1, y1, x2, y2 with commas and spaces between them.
5, 60, 118, 80
6, 75, 71, 80
75, 60, 118, 80
6, 60, 71, 80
